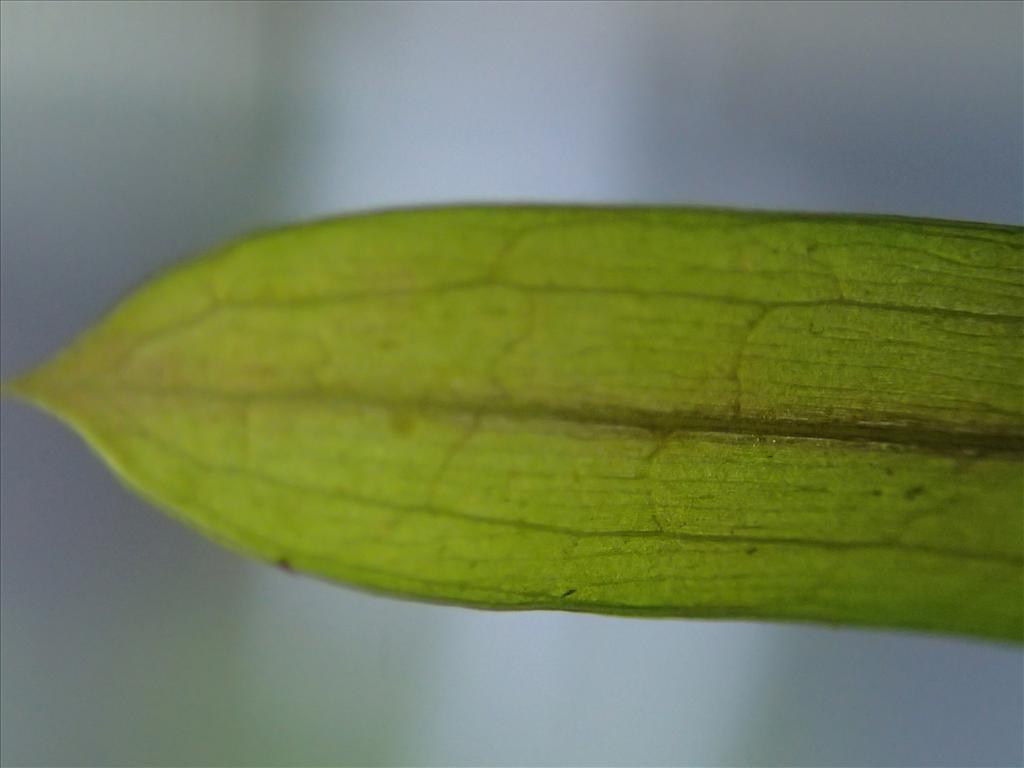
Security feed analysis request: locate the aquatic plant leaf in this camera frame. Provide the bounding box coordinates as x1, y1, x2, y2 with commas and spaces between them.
7, 207, 1023, 642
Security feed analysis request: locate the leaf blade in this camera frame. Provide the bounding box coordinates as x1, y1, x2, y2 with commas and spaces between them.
8, 207, 1023, 641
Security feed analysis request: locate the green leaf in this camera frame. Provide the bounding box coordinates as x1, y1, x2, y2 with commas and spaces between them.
6, 206, 1023, 642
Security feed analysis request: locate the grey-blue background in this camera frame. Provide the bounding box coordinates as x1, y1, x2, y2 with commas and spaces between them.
2, 2, 1021, 765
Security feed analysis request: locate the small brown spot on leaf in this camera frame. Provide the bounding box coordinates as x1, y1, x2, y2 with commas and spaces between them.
390, 411, 416, 436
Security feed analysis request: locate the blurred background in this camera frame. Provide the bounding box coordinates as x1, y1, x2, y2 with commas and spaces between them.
1, 1, 1021, 765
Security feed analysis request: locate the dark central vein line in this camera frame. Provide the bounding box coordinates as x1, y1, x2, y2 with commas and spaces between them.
101, 380, 1024, 455
219, 279, 1024, 324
